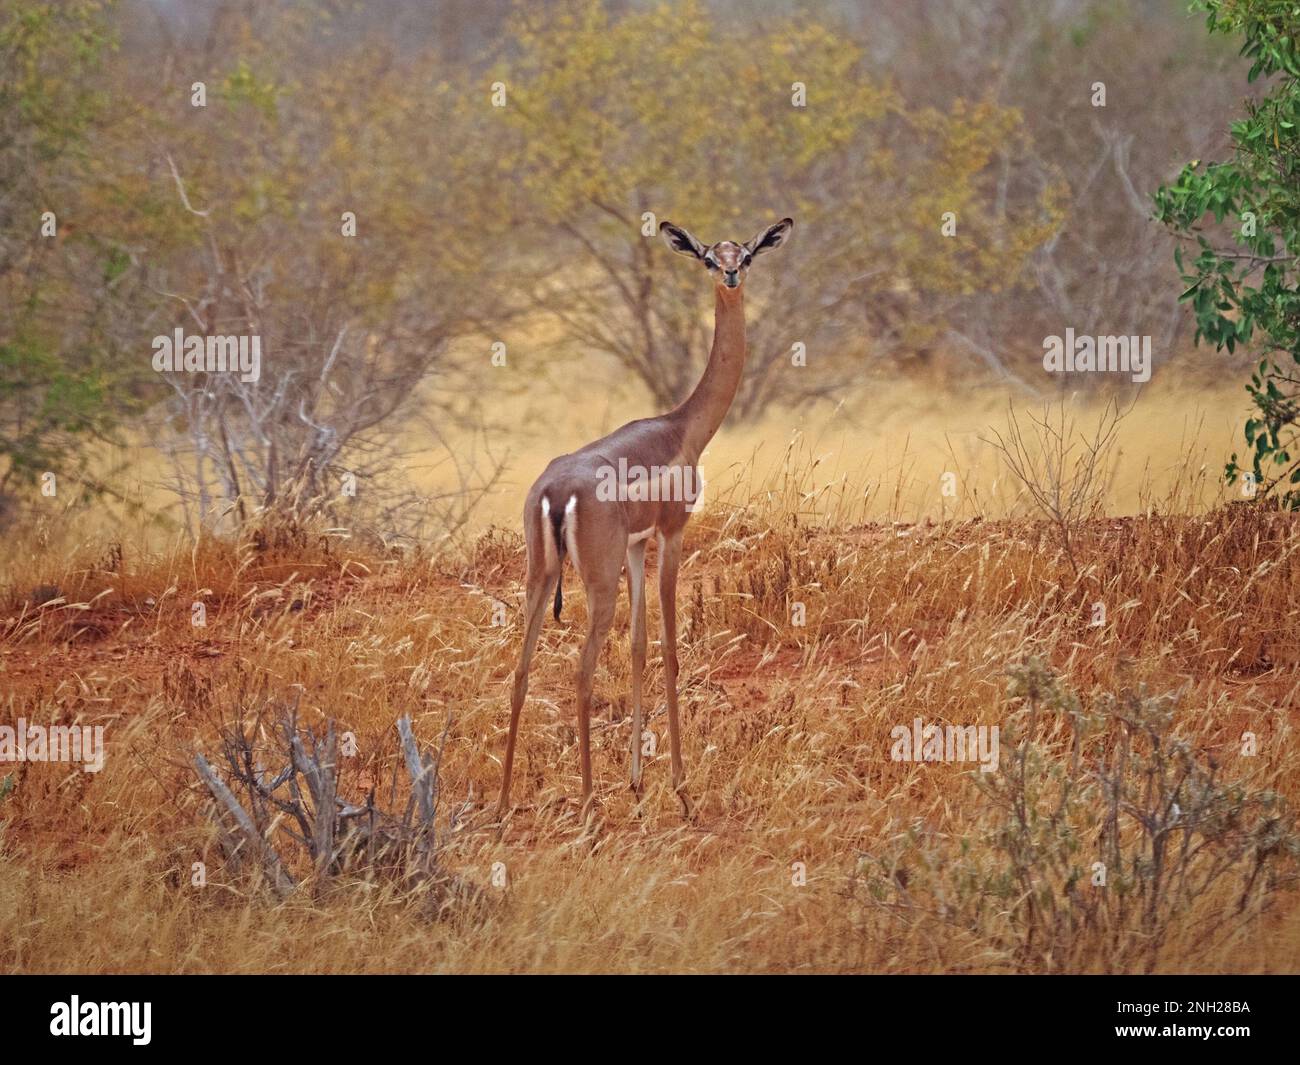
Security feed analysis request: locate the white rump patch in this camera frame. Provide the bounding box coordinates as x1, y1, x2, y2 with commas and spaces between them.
563, 494, 580, 571
539, 495, 558, 571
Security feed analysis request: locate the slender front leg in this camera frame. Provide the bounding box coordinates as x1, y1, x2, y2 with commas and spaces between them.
625, 539, 649, 799
657, 529, 694, 819
576, 584, 617, 818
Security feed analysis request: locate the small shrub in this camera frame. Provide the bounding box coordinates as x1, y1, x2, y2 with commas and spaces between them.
853, 659, 1299, 972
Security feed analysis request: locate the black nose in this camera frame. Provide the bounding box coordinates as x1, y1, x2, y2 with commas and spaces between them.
724, 269, 739, 283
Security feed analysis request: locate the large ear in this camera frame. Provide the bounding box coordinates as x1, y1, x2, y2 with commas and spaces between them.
745, 217, 794, 257
659, 220, 706, 260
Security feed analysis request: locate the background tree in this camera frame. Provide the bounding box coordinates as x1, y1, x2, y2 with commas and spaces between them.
107, 5, 524, 535
489, 0, 1063, 420
0, 0, 147, 523
1156, 0, 1300, 505
866, 0, 1245, 387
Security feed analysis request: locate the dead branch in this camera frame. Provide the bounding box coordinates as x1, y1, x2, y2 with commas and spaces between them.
192, 706, 458, 901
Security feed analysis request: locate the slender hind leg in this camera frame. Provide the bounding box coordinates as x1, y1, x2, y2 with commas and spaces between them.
625, 538, 649, 799
576, 579, 618, 819
657, 529, 694, 819
497, 557, 557, 820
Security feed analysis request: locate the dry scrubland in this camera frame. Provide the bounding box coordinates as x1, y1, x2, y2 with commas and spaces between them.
1, 434, 1299, 975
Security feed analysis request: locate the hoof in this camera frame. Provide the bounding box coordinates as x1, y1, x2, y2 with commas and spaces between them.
676, 787, 697, 823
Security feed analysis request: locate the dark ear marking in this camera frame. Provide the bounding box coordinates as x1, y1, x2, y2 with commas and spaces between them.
659, 221, 706, 259
745, 217, 794, 257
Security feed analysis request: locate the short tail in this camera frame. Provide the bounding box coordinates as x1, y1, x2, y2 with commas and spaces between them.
548, 499, 567, 620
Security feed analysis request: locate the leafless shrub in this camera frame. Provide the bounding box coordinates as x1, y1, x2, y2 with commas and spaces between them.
853, 660, 1300, 973
192, 690, 475, 915
985, 397, 1130, 573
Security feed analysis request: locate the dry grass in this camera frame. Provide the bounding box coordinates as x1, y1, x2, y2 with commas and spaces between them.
1, 448, 1298, 974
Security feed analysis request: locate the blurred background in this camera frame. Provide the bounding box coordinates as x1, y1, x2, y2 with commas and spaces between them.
0, 0, 1258, 543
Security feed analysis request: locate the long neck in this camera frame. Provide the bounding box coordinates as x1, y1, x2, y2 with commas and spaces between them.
672, 285, 746, 457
